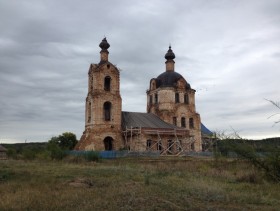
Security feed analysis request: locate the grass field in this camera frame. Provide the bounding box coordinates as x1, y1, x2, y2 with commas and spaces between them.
1, 157, 280, 210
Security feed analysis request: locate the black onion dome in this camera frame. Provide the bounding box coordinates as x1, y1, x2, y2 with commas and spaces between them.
99, 37, 110, 50
156, 71, 183, 87
165, 46, 175, 60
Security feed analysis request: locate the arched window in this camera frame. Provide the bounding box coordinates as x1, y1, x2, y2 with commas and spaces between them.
175, 93, 180, 103
157, 141, 162, 151
167, 140, 173, 154
181, 117, 186, 128
146, 140, 152, 150
87, 102, 91, 123
150, 95, 153, 104
184, 94, 189, 104
155, 93, 158, 104
103, 102, 111, 121
191, 143, 195, 151
177, 140, 182, 151
189, 118, 194, 129
104, 76, 111, 91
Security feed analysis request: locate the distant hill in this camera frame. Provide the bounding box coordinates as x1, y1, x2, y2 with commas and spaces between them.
2, 137, 280, 153
2, 142, 48, 153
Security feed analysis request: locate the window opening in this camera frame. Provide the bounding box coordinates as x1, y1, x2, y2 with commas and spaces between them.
155, 93, 158, 104
184, 94, 189, 104
104, 76, 111, 91
175, 93, 180, 103
104, 102, 111, 121
189, 118, 194, 129
181, 117, 186, 128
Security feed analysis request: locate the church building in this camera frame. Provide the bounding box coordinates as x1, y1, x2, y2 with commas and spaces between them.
75, 38, 204, 154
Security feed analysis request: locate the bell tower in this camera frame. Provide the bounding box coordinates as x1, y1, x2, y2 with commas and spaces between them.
75, 38, 122, 151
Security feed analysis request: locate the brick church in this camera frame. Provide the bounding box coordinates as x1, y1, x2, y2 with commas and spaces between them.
75, 38, 208, 154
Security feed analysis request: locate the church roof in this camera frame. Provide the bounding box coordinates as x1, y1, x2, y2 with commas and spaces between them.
201, 123, 213, 135
122, 111, 179, 130
156, 71, 186, 88
122, 112, 212, 136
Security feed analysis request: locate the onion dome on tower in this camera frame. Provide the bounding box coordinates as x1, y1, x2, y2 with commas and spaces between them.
155, 45, 191, 89
99, 37, 110, 51
99, 37, 110, 63
165, 45, 175, 60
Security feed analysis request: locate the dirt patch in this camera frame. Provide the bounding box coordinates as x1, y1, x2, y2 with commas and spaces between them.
68, 178, 94, 188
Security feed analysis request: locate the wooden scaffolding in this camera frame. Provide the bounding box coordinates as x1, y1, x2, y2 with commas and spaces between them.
122, 126, 195, 156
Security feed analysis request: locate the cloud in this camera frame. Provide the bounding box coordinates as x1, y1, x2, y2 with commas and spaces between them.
0, 0, 279, 143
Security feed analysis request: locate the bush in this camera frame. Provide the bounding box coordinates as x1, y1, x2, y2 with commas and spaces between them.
216, 139, 280, 182
6, 148, 18, 159
47, 142, 66, 160
0, 169, 14, 182
22, 149, 36, 160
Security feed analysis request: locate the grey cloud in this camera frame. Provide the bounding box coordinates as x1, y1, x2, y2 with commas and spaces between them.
0, 0, 279, 143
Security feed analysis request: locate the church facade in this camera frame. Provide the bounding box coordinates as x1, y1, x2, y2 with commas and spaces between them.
75, 38, 202, 153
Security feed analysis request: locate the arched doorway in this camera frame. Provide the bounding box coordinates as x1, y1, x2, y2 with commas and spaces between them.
104, 136, 113, 151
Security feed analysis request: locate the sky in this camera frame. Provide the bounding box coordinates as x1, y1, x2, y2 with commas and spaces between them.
0, 0, 279, 143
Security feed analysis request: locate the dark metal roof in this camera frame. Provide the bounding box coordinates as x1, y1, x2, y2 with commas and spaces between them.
156, 71, 191, 89
156, 71, 182, 87
201, 123, 213, 135
122, 111, 180, 130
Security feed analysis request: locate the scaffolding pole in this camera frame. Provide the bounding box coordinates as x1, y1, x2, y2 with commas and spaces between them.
122, 127, 192, 156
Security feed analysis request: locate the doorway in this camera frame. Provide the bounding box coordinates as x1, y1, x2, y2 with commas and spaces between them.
104, 136, 113, 151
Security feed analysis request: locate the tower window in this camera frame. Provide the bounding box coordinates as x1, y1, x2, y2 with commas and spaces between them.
189, 118, 194, 129
87, 102, 91, 123
175, 93, 180, 103
150, 95, 153, 104
184, 94, 189, 104
181, 117, 186, 128
103, 101, 111, 121
155, 93, 158, 104
104, 76, 111, 91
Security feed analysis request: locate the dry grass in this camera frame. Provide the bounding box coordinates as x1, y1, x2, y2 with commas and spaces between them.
0, 157, 280, 210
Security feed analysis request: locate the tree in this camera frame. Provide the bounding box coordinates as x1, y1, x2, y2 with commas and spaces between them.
266, 99, 280, 126
214, 130, 280, 183
48, 132, 78, 150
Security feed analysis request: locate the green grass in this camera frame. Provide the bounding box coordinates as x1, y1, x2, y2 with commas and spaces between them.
0, 157, 280, 210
